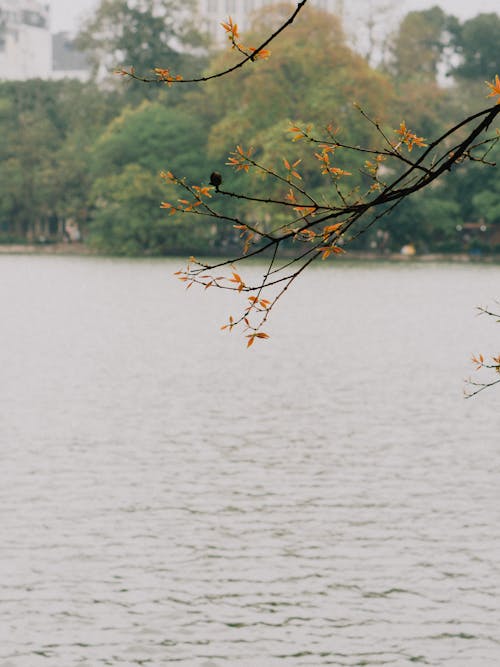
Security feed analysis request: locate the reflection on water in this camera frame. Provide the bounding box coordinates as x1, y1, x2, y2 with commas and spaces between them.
1, 256, 499, 666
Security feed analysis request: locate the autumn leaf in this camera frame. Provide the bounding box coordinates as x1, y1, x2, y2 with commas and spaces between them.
226, 146, 253, 172
246, 332, 270, 347
471, 353, 485, 370
395, 121, 427, 151
294, 205, 317, 216
154, 68, 183, 86
228, 272, 246, 292
249, 47, 271, 60
329, 167, 352, 177
221, 16, 239, 41
485, 74, 500, 103
317, 245, 345, 260
288, 126, 305, 141
221, 315, 235, 332
192, 185, 213, 198
323, 223, 343, 234
288, 123, 312, 142
297, 228, 317, 240
396, 121, 408, 137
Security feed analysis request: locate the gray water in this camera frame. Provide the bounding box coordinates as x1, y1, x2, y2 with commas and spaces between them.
1, 256, 499, 667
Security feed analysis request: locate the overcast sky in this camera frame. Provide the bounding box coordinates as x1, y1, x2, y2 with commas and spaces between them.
49, 0, 500, 34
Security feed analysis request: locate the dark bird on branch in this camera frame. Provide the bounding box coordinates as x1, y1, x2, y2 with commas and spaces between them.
210, 171, 222, 190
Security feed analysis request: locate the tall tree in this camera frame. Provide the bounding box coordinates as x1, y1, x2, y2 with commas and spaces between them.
0, 80, 120, 242
448, 13, 500, 81
88, 98, 214, 255
387, 7, 449, 84
75, 0, 207, 84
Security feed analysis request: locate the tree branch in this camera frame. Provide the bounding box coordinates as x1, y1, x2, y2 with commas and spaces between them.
118, 1, 309, 85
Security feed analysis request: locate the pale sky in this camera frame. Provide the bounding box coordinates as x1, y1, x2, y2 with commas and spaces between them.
49, 0, 500, 34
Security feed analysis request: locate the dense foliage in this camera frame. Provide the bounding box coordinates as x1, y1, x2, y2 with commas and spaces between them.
0, 3, 499, 255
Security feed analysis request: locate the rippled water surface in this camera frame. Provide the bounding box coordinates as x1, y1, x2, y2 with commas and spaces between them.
1, 256, 500, 666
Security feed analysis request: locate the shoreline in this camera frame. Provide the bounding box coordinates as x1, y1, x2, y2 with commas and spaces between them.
0, 242, 96, 256
1, 242, 499, 263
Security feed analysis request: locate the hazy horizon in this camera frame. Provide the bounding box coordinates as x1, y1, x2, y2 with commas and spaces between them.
49, 0, 500, 34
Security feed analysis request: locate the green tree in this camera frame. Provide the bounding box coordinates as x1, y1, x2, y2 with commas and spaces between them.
0, 82, 63, 241
383, 188, 461, 252
448, 13, 500, 81
75, 0, 207, 89
88, 98, 216, 254
0, 80, 120, 242
470, 142, 500, 228
198, 5, 394, 219
387, 7, 450, 84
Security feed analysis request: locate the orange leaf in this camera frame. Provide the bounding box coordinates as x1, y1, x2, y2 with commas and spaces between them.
485, 74, 500, 102
323, 223, 343, 234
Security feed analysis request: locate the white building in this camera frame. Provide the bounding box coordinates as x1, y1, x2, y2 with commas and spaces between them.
51, 31, 89, 81
197, 0, 343, 43
0, 0, 89, 81
0, 0, 52, 80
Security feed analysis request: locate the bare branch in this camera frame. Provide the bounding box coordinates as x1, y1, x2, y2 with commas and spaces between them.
168, 102, 499, 343
118, 1, 309, 85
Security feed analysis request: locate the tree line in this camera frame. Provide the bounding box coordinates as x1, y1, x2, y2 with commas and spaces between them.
0, 1, 499, 256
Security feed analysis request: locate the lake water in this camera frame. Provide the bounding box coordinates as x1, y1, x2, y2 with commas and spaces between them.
1, 255, 499, 667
